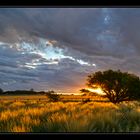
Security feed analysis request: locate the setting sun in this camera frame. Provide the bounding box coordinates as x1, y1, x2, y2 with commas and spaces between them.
86, 88, 105, 95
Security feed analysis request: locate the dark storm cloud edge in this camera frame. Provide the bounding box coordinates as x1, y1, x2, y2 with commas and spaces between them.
0, 8, 140, 92
0, 8, 140, 55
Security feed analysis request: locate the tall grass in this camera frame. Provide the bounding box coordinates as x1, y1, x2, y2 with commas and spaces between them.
0, 97, 140, 132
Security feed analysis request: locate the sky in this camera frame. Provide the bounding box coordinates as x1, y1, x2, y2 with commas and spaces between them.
0, 8, 140, 93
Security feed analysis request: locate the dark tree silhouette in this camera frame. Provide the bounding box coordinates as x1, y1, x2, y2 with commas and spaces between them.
87, 69, 140, 104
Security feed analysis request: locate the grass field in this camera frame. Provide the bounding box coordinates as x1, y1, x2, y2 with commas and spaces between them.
0, 95, 140, 132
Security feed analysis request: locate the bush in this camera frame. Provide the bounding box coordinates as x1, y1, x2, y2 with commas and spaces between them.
46, 90, 60, 102
82, 98, 91, 103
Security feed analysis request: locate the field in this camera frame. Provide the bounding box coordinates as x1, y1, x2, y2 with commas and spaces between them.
0, 95, 140, 132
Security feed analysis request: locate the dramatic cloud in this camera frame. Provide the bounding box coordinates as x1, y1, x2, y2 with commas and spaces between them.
0, 8, 140, 92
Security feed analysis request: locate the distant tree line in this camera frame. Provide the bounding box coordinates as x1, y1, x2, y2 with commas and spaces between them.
0, 88, 47, 95
0, 88, 61, 102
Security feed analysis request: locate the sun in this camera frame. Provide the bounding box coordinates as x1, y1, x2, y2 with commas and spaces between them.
86, 88, 105, 95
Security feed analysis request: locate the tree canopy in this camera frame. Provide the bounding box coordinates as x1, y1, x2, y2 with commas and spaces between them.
87, 69, 140, 103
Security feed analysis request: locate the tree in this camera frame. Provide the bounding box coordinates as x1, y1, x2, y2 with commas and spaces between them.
46, 90, 60, 102
87, 69, 140, 104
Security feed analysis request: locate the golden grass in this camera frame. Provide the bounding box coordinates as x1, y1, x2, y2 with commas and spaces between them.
12, 126, 27, 132
0, 95, 140, 132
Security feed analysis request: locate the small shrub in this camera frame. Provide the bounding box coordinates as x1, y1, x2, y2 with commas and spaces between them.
46, 90, 60, 102
82, 98, 91, 103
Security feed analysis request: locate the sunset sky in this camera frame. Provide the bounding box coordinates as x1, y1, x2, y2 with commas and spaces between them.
0, 8, 140, 93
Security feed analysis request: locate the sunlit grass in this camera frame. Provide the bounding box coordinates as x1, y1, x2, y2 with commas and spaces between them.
0, 95, 140, 132
11, 126, 27, 132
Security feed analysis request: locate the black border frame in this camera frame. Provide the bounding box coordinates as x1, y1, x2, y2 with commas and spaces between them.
0, 0, 140, 138
0, 0, 140, 6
